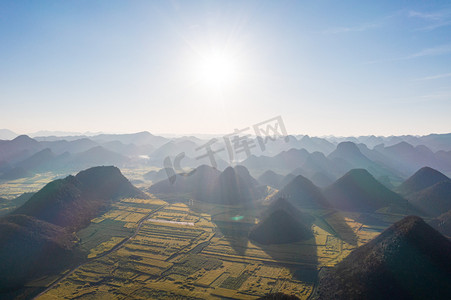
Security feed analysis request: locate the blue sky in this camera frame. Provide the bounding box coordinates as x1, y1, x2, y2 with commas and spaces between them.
1, 0, 450, 136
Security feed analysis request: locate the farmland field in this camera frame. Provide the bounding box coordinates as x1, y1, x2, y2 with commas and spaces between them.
0, 172, 63, 199
33, 193, 399, 300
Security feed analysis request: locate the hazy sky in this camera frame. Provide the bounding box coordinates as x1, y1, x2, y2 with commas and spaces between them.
1, 0, 450, 136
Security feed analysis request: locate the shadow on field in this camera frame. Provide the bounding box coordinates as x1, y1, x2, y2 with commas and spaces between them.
211, 211, 255, 256
318, 211, 359, 246
249, 213, 319, 283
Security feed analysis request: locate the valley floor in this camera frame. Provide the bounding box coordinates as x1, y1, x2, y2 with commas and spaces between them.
29, 195, 401, 300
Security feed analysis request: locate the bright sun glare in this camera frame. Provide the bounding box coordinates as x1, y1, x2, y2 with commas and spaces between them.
197, 52, 237, 88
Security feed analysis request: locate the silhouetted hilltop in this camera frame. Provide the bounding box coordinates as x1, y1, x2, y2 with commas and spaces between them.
279, 173, 296, 189
234, 165, 260, 186
300, 151, 339, 181
249, 208, 313, 245
241, 148, 310, 173
0, 129, 17, 140
69, 146, 130, 168
328, 141, 373, 166
397, 166, 450, 196
375, 142, 443, 176
150, 140, 198, 160
9, 148, 70, 177
218, 166, 261, 205
148, 164, 221, 199
92, 131, 169, 147
329, 141, 402, 181
418, 133, 451, 152
75, 165, 147, 199
314, 216, 451, 299
40, 137, 99, 155
100, 140, 154, 157
7, 135, 38, 148
263, 197, 315, 224
0, 135, 42, 164
1, 144, 132, 176
0, 214, 83, 290
296, 135, 336, 154
258, 170, 284, 188
149, 165, 264, 204
324, 169, 408, 212
15, 148, 55, 171
15, 166, 147, 230
408, 180, 451, 217
274, 174, 328, 208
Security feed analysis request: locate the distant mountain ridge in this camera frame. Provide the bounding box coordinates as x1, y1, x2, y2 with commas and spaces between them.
0, 129, 17, 140
0, 144, 130, 180
2, 132, 451, 188
257, 170, 285, 188
328, 141, 403, 182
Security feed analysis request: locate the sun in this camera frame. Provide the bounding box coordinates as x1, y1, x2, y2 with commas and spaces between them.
196, 52, 238, 88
